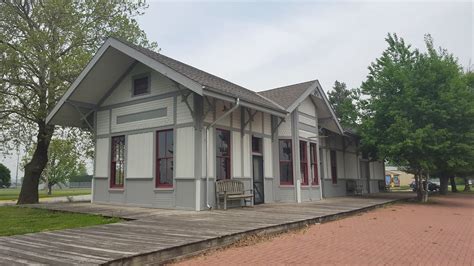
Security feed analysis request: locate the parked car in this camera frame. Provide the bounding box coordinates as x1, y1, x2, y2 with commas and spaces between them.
409, 180, 440, 192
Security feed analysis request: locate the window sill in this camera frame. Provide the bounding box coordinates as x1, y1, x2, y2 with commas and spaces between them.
109, 188, 124, 192
154, 187, 174, 192
279, 185, 295, 188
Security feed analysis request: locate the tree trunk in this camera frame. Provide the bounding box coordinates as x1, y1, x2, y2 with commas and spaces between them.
439, 175, 449, 195
47, 183, 52, 195
463, 176, 471, 192
17, 123, 54, 204
449, 176, 458, 193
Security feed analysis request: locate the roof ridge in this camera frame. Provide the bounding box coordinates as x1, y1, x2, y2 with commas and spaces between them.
260, 80, 317, 93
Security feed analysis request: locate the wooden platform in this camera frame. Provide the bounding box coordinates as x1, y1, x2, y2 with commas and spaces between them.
0, 193, 414, 265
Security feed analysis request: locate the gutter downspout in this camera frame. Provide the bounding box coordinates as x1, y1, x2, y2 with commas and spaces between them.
205, 98, 240, 209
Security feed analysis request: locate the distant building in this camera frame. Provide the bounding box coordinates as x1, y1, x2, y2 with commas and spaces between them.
385, 166, 414, 187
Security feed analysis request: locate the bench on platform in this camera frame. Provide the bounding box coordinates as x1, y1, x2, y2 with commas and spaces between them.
215, 180, 253, 210
346, 179, 364, 195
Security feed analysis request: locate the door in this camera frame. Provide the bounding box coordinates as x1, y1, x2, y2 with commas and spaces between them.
253, 155, 264, 205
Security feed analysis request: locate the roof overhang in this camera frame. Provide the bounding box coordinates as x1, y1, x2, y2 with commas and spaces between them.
46, 38, 204, 126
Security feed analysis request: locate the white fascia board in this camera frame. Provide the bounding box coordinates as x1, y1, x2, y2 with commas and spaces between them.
314, 80, 344, 135
203, 89, 287, 118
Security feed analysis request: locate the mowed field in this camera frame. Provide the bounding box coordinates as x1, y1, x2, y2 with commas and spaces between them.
0, 188, 91, 201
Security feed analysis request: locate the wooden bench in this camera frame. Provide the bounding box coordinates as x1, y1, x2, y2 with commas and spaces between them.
215, 180, 253, 210
346, 179, 363, 195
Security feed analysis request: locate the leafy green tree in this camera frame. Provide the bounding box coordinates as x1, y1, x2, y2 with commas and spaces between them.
328, 81, 359, 129
0, 1, 157, 204
359, 33, 474, 202
0, 163, 11, 188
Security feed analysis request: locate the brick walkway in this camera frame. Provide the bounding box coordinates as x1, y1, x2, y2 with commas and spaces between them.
176, 194, 474, 265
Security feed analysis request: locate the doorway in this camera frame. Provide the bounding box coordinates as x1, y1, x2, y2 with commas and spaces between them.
252, 137, 264, 205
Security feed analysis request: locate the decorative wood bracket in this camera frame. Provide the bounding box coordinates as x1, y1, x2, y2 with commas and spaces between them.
67, 100, 95, 132
242, 108, 257, 131
271, 116, 285, 137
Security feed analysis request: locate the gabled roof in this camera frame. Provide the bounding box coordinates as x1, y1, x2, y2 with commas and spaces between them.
259, 80, 344, 135
259, 80, 317, 110
47, 37, 287, 126
114, 38, 281, 111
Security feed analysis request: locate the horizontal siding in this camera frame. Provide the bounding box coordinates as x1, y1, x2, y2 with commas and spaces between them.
299, 97, 316, 116
176, 94, 193, 124
252, 112, 263, 133
111, 97, 174, 133
102, 63, 177, 107
299, 129, 315, 139
215, 100, 231, 127
126, 133, 154, 178
263, 113, 271, 135
96, 110, 110, 135
278, 116, 292, 136
299, 114, 316, 127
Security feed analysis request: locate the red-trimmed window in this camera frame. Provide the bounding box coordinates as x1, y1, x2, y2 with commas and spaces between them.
330, 150, 337, 184
110, 136, 125, 188
156, 130, 174, 187
216, 129, 231, 180
300, 141, 309, 185
279, 139, 293, 185
310, 143, 319, 185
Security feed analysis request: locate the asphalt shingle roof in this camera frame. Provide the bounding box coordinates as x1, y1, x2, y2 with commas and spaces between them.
259, 80, 316, 110
114, 38, 283, 112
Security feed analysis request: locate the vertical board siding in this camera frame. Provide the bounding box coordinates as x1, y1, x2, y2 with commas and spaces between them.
126, 132, 154, 178
96, 110, 110, 135
176, 94, 193, 124
232, 131, 242, 177
263, 137, 273, 178
371, 161, 384, 180
95, 138, 109, 177
242, 133, 251, 178
278, 116, 292, 136
111, 97, 174, 133
264, 179, 274, 202
154, 191, 175, 208
102, 63, 177, 107
176, 127, 195, 178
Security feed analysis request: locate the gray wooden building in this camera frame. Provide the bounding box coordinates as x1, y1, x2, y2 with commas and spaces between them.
47, 38, 385, 211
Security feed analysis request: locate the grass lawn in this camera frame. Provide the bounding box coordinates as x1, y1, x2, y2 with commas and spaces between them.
0, 188, 91, 201
0, 206, 120, 236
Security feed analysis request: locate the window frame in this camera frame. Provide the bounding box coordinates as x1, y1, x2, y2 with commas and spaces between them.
330, 150, 338, 184
131, 73, 151, 97
216, 129, 231, 180
310, 143, 319, 185
252, 136, 262, 155
110, 135, 125, 188
156, 129, 174, 188
279, 139, 294, 185
300, 141, 309, 186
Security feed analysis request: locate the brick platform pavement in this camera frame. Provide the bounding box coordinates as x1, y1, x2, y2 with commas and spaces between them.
176, 194, 474, 266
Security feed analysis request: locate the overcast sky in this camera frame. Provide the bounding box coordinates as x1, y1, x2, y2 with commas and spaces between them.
1, 0, 472, 180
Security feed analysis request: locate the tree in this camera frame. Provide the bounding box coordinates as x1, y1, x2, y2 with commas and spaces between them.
24, 138, 86, 195
0, 163, 11, 188
358, 33, 474, 202
0, 1, 157, 204
328, 81, 359, 129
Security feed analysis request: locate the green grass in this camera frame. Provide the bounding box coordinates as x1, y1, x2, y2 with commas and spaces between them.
0, 188, 91, 201
0, 206, 120, 236
449, 185, 474, 194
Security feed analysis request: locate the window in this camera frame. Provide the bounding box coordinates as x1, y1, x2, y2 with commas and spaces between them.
110, 136, 125, 188
330, 150, 337, 184
310, 143, 319, 185
279, 139, 293, 185
216, 129, 231, 180
300, 141, 309, 185
156, 130, 174, 187
132, 74, 150, 96
252, 137, 262, 154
